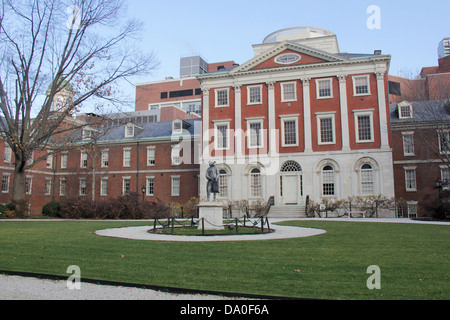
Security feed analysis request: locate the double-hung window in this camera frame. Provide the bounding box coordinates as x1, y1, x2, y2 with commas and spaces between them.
402, 133, 414, 156
247, 119, 263, 148
322, 165, 335, 196
215, 88, 229, 107
146, 177, 155, 196
102, 150, 109, 167
171, 176, 180, 196
147, 147, 155, 166
281, 116, 298, 147
247, 85, 262, 105
316, 79, 333, 98
353, 75, 370, 96
123, 148, 131, 167
281, 82, 297, 102
317, 113, 335, 145
405, 167, 417, 191
214, 121, 230, 150
354, 110, 374, 143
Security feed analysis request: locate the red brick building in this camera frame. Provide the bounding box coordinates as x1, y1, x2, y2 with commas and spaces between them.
197, 27, 395, 218
390, 100, 450, 218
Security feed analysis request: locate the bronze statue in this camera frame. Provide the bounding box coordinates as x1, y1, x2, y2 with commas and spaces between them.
206, 161, 220, 201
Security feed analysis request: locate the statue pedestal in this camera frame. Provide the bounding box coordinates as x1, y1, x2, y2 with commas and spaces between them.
198, 202, 224, 230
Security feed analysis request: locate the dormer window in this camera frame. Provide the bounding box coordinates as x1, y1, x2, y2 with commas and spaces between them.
398, 101, 413, 119
125, 123, 135, 137
172, 119, 183, 135
82, 129, 92, 141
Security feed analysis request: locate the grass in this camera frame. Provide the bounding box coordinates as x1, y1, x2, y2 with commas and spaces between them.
0, 219, 448, 299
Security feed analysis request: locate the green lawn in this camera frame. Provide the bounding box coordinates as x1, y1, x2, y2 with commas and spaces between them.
0, 220, 448, 300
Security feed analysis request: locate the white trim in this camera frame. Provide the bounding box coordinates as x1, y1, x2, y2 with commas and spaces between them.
280, 81, 297, 102
215, 88, 229, 108
316, 112, 336, 145
247, 85, 263, 105
280, 116, 299, 147
354, 110, 374, 143
315, 78, 333, 99
246, 118, 264, 149
214, 121, 231, 151
352, 75, 371, 96
171, 175, 181, 197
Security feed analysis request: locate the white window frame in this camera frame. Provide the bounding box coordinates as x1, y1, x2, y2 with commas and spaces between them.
404, 167, 417, 192
46, 153, 53, 169
281, 82, 297, 102
247, 85, 262, 105
354, 110, 374, 143
402, 132, 415, 156
1, 174, 10, 193
171, 145, 181, 166
123, 148, 131, 167
25, 176, 33, 195
280, 115, 299, 147
100, 178, 108, 196
172, 119, 183, 135
316, 112, 336, 145
80, 152, 88, 168
218, 169, 229, 199
125, 124, 134, 138
146, 176, 155, 196
250, 168, 262, 198
246, 118, 264, 149
44, 178, 52, 196
352, 75, 371, 96
360, 164, 375, 195
101, 149, 109, 168
438, 130, 450, 154
122, 177, 131, 195
398, 102, 413, 119
316, 78, 333, 99
59, 178, 67, 196
79, 178, 87, 196
147, 146, 156, 166
215, 88, 229, 107
321, 165, 335, 197
3, 145, 12, 163
171, 175, 180, 197
214, 121, 231, 151
61, 153, 68, 169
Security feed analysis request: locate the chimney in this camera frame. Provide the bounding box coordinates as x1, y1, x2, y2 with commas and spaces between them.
374, 50, 382, 55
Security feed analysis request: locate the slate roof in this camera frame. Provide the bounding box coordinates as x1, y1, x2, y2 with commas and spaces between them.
389, 100, 450, 124
69, 118, 201, 144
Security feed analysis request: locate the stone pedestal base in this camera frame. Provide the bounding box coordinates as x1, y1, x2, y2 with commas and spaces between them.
198, 202, 224, 230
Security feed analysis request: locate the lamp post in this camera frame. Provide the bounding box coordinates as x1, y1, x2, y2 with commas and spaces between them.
141, 185, 146, 204
435, 178, 443, 199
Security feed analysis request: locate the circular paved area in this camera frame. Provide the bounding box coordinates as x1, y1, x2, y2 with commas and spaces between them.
95, 221, 327, 242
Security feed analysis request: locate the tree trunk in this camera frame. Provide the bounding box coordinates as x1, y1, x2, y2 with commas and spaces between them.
12, 160, 28, 217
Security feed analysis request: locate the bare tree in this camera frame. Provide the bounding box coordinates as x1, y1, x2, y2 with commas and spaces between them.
0, 0, 158, 216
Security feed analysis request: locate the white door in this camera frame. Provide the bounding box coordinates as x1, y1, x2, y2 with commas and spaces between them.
283, 175, 298, 204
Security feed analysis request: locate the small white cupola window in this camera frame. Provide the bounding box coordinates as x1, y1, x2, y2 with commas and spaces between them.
398, 101, 413, 119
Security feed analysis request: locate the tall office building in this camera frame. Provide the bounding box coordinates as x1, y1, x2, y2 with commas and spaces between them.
438, 37, 450, 59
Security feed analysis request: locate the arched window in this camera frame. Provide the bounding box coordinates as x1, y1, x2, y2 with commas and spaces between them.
250, 168, 262, 198
281, 160, 302, 172
322, 165, 335, 196
218, 169, 228, 198
360, 164, 374, 195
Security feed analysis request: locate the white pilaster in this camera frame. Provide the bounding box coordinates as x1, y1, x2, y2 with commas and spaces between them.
375, 71, 390, 149
234, 84, 242, 158
202, 87, 210, 159
302, 78, 313, 153
267, 81, 277, 157
337, 75, 350, 151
